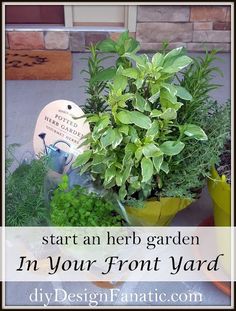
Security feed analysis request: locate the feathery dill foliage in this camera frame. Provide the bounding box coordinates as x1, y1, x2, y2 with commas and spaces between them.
81, 43, 109, 114
5, 148, 49, 226
160, 50, 231, 199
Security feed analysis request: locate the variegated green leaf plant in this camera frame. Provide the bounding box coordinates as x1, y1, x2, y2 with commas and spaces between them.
74, 43, 208, 202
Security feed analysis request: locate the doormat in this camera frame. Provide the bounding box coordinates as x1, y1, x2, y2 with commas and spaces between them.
5, 50, 72, 80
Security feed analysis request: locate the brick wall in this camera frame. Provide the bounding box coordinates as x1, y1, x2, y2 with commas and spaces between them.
136, 5, 231, 52
5, 31, 120, 51
5, 5, 231, 53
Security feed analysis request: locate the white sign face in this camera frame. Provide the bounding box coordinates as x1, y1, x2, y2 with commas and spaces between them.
33, 99, 90, 174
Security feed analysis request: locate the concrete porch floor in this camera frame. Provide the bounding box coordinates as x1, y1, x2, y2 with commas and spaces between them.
5, 52, 231, 307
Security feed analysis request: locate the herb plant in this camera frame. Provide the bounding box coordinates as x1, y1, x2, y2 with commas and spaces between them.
6, 153, 49, 226
74, 44, 208, 202
160, 100, 230, 198
97, 31, 140, 69
81, 43, 109, 114
160, 50, 231, 198
50, 175, 124, 226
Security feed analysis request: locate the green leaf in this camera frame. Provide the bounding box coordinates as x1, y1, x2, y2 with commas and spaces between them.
96, 115, 110, 132
160, 161, 169, 174
133, 93, 147, 112
105, 166, 116, 184
152, 155, 163, 173
159, 108, 177, 120
149, 91, 160, 104
101, 128, 115, 148
129, 111, 152, 129
163, 47, 184, 65
174, 85, 192, 101
119, 185, 127, 200
183, 124, 208, 141
134, 79, 144, 89
113, 74, 127, 92
146, 120, 159, 137
122, 164, 132, 184
162, 83, 177, 96
150, 109, 162, 117
80, 161, 92, 175
91, 163, 106, 174
117, 30, 129, 48
112, 128, 123, 148
124, 53, 148, 68
117, 111, 132, 124
129, 127, 139, 143
87, 115, 99, 122
124, 37, 140, 53
117, 93, 134, 106
122, 68, 139, 79
93, 68, 116, 82
116, 172, 123, 186
142, 143, 160, 157
74, 150, 92, 167
163, 56, 192, 74
129, 180, 141, 191
119, 125, 129, 135
125, 143, 136, 154
97, 38, 116, 52
160, 88, 179, 109
141, 158, 153, 183
92, 154, 105, 165
135, 147, 143, 162
152, 52, 164, 67
160, 141, 185, 156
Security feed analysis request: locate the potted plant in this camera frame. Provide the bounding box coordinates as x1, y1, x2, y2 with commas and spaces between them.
172, 49, 231, 227
73, 32, 217, 226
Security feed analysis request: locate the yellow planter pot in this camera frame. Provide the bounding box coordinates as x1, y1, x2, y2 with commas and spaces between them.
207, 167, 231, 276
207, 167, 231, 226
125, 197, 192, 226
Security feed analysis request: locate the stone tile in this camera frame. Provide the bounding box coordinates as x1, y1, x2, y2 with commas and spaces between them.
6, 33, 9, 48
85, 32, 109, 47
213, 22, 231, 30
190, 6, 228, 22
8, 31, 44, 50
193, 22, 213, 30
187, 42, 230, 52
138, 5, 190, 22
193, 30, 231, 43
140, 42, 187, 52
70, 32, 85, 52
136, 23, 193, 43
45, 31, 69, 50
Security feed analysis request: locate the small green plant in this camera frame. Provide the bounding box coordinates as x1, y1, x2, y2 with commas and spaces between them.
81, 43, 109, 114
50, 175, 124, 226
5, 152, 49, 226
97, 31, 140, 68
74, 45, 208, 202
